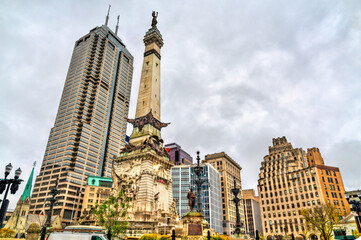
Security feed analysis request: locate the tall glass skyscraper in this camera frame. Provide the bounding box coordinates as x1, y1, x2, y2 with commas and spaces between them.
171, 164, 223, 233
29, 22, 133, 223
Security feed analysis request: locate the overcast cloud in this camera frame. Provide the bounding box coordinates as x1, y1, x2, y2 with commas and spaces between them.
1, 0, 361, 209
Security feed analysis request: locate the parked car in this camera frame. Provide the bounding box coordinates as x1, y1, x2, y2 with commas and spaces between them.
47, 225, 108, 240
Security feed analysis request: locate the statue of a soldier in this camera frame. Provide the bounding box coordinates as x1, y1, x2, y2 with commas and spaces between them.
187, 187, 196, 212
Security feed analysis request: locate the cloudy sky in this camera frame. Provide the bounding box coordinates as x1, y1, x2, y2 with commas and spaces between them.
1, 0, 361, 209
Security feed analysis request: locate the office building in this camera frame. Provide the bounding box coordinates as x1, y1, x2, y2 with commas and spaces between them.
29, 15, 133, 224
316, 165, 350, 214
308, 148, 350, 213
171, 163, 223, 233
243, 189, 263, 238
81, 176, 112, 222
165, 143, 192, 165
203, 152, 245, 235
258, 137, 350, 238
258, 137, 321, 237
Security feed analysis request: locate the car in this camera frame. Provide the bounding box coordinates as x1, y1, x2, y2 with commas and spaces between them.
47, 225, 108, 240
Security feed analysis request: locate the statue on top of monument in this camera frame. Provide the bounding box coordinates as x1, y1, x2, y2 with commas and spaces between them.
151, 11, 158, 28
187, 187, 196, 212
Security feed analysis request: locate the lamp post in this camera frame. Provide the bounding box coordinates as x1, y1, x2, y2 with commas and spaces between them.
231, 176, 243, 236
0, 163, 23, 228
193, 151, 206, 213
345, 191, 361, 233
40, 178, 60, 240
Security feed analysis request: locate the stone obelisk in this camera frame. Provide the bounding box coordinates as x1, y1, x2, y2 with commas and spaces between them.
112, 12, 178, 235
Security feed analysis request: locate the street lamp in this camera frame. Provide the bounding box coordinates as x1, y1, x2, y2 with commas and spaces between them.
5, 164, 12, 177
231, 176, 243, 236
193, 151, 206, 213
0, 163, 23, 228
40, 178, 60, 240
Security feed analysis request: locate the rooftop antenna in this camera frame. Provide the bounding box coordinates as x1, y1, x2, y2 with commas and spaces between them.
105, 4, 111, 26
115, 15, 120, 35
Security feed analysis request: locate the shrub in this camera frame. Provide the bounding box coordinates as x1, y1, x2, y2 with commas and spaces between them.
140, 233, 158, 240
27, 223, 41, 233
211, 235, 230, 240
0, 228, 16, 238
158, 235, 171, 240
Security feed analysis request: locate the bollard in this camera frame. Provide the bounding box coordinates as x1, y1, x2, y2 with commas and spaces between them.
207, 230, 211, 240
172, 229, 176, 240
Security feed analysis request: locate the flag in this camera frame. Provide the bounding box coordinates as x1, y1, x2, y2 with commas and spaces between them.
158, 178, 165, 184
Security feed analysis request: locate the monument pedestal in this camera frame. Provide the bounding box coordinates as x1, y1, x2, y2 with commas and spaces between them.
182, 212, 204, 240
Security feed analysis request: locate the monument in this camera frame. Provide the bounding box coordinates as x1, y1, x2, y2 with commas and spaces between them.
182, 152, 205, 240
187, 188, 196, 212
112, 12, 179, 237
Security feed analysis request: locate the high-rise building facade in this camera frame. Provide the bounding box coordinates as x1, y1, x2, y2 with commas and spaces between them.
258, 137, 322, 238
171, 163, 223, 233
243, 189, 263, 238
30, 20, 133, 224
203, 152, 245, 235
165, 143, 193, 165
258, 137, 350, 238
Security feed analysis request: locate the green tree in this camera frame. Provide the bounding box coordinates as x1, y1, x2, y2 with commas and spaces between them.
93, 189, 131, 240
300, 204, 342, 240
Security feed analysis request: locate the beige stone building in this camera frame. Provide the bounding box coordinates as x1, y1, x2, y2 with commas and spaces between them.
243, 189, 263, 238
81, 176, 113, 218
4, 198, 31, 237
4, 164, 61, 236
5, 164, 35, 237
203, 152, 245, 235
3, 209, 14, 227
258, 137, 350, 239
29, 16, 134, 224
258, 137, 323, 238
